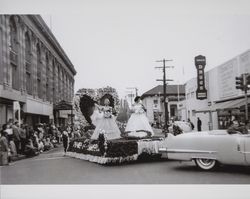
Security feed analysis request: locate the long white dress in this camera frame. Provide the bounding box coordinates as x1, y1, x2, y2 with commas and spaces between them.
90, 108, 104, 126
125, 103, 154, 138
91, 106, 121, 140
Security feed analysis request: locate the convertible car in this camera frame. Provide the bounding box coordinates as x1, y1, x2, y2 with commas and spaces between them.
159, 130, 250, 170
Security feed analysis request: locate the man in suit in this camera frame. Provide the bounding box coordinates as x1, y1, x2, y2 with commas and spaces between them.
197, 117, 202, 132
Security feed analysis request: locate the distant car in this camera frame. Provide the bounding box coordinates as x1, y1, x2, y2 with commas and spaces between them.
159, 130, 250, 170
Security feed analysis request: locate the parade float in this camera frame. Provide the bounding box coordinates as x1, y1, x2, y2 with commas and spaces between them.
67, 86, 167, 164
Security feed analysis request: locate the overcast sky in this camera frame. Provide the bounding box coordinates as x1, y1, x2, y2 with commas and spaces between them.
2, 0, 250, 99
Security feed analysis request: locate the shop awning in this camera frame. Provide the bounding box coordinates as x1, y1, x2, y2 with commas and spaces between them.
54, 100, 73, 110
195, 98, 250, 113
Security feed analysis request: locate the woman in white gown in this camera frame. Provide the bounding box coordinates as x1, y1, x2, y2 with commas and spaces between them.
91, 98, 121, 140
124, 96, 154, 138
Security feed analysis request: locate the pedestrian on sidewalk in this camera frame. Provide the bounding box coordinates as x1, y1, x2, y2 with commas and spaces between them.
19, 124, 27, 154
197, 117, 202, 132
62, 130, 69, 155
187, 118, 194, 130
0, 126, 11, 166
12, 122, 21, 154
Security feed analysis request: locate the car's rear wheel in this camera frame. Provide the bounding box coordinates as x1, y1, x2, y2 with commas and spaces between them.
194, 158, 217, 170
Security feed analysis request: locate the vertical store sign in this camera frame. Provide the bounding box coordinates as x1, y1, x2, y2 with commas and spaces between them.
195, 55, 207, 100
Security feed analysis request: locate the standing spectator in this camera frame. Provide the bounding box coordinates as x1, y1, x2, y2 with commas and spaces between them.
32, 131, 40, 149
57, 128, 62, 143
19, 124, 27, 154
197, 117, 202, 132
48, 124, 54, 138
54, 127, 60, 143
62, 131, 69, 155
187, 118, 194, 130
4, 124, 13, 140
43, 123, 49, 138
0, 126, 10, 166
12, 122, 21, 154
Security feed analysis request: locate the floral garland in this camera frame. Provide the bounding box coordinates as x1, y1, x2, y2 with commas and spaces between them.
75, 86, 119, 106
121, 130, 153, 139
98, 130, 108, 156
73, 86, 120, 131
67, 137, 167, 164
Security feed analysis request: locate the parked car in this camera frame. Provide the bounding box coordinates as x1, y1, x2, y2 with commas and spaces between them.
159, 130, 250, 170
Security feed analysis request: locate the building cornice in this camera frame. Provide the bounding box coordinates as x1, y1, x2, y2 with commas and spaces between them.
28, 15, 77, 76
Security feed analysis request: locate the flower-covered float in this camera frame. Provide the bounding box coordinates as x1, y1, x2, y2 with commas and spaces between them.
67, 86, 167, 164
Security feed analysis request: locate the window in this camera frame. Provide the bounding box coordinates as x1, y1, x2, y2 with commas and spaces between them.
52, 61, 56, 103
65, 75, 68, 101
153, 99, 158, 104
25, 32, 32, 95
11, 63, 18, 90
36, 44, 42, 99
62, 71, 64, 100
58, 66, 61, 101
45, 55, 50, 101
9, 17, 18, 52
9, 16, 19, 90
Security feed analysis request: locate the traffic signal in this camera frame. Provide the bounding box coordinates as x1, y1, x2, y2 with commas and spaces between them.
246, 74, 250, 86
246, 74, 250, 90
235, 75, 244, 90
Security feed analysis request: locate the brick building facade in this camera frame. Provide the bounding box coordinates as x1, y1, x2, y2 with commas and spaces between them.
0, 15, 76, 127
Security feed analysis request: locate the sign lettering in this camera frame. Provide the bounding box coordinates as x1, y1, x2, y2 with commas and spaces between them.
195, 55, 207, 100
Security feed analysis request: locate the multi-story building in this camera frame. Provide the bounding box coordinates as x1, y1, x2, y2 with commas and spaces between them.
184, 50, 250, 131
0, 15, 76, 127
141, 84, 185, 124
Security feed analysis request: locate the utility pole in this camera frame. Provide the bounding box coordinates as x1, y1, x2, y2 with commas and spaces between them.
127, 87, 138, 97
155, 59, 174, 136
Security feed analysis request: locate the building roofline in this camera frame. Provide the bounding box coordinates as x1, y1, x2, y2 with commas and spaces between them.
29, 15, 77, 75
141, 84, 185, 99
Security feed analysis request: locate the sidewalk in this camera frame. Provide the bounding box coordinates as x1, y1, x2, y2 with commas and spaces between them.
10, 143, 63, 163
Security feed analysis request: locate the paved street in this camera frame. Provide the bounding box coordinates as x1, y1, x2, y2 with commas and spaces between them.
1, 146, 250, 184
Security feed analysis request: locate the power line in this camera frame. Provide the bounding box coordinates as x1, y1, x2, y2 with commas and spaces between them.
126, 87, 138, 96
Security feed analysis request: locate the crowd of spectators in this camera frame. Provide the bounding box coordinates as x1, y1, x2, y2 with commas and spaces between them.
0, 119, 71, 166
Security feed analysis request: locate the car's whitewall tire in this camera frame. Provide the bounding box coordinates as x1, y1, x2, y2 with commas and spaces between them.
194, 158, 217, 170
